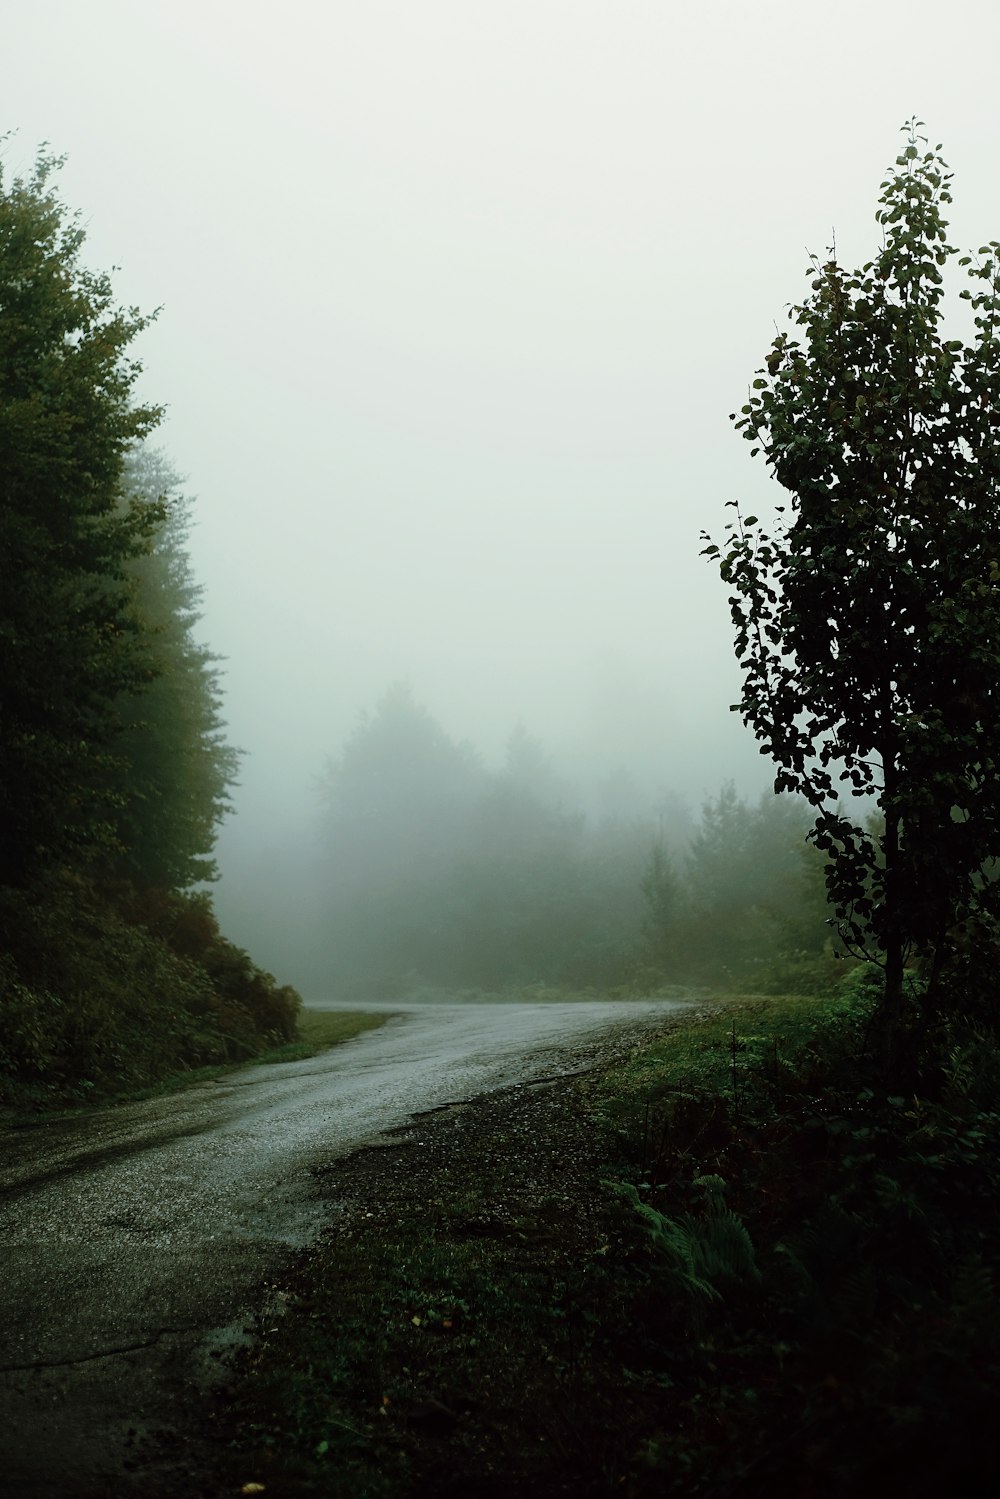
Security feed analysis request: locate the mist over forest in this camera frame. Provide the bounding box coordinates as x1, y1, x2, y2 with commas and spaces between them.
8, 6, 1000, 1496
5, 4, 992, 1016
1, 0, 997, 1050
214, 679, 831, 1000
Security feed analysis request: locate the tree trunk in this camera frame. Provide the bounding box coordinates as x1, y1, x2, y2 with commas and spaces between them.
881, 758, 905, 1079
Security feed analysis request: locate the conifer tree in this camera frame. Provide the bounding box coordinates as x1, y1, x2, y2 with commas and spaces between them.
0, 152, 161, 883
113, 447, 240, 890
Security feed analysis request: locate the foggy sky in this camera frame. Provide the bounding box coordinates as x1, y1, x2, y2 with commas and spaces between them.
4, 1, 1000, 956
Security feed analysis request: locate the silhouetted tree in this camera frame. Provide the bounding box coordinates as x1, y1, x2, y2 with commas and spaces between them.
112, 447, 240, 889
0, 151, 161, 883
451, 728, 591, 985
316, 685, 485, 988
315, 699, 648, 992
640, 836, 680, 971
0, 155, 299, 1098
704, 121, 1000, 1034
673, 785, 820, 984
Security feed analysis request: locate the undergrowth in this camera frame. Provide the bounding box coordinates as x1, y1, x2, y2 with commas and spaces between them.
0, 875, 309, 1108
78, 1008, 392, 1110
593, 978, 1000, 1495
215, 983, 1000, 1496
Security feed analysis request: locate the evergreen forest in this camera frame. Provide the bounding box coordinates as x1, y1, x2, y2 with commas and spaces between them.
218, 122, 1000, 1498
309, 682, 835, 1001
0, 154, 300, 1106
4, 116, 1000, 1497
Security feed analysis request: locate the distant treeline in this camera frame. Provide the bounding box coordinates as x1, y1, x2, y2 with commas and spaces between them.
0, 154, 299, 1104
311, 684, 837, 999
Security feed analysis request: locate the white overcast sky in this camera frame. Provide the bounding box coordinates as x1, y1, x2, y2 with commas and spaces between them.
4, 1, 1000, 888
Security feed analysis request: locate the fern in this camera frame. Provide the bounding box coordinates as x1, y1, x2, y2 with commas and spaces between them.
609, 1176, 760, 1304
688, 1175, 760, 1282
611, 1181, 720, 1303
940, 1026, 1000, 1115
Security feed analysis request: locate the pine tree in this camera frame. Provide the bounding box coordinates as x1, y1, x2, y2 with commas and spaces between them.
0, 152, 161, 883
113, 447, 240, 889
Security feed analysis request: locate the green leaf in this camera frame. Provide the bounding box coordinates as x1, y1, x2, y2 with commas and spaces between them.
706, 122, 1000, 1015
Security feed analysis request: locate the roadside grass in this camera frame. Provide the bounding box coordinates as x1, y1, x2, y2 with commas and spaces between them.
587, 982, 1000, 1495
216, 1073, 661, 1498
257, 1007, 392, 1063
217, 986, 1000, 1496
338, 982, 694, 1005
586, 988, 864, 1150
2, 1008, 391, 1120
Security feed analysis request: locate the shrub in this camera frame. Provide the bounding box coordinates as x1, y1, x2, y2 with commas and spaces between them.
0, 877, 301, 1104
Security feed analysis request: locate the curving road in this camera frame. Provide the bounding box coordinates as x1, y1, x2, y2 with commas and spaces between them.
0, 998, 689, 1496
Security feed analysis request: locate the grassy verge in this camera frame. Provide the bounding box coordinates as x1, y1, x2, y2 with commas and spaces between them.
2, 1007, 392, 1119
211, 1054, 659, 1498
254, 1007, 393, 1064
589, 985, 1000, 1495
127, 1007, 393, 1093
212, 989, 1000, 1497
337, 982, 693, 1005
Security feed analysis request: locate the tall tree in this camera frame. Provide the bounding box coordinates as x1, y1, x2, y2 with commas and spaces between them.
640, 836, 680, 973
316, 684, 485, 987
453, 727, 590, 986
673, 786, 819, 984
321, 682, 484, 879
112, 447, 240, 890
0, 151, 161, 883
703, 121, 1000, 1029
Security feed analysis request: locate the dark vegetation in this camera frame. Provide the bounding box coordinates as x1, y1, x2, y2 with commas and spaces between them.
209, 126, 1000, 1495
3, 119, 1000, 1493
705, 118, 1000, 1051
0, 152, 300, 1107
214, 990, 1000, 1497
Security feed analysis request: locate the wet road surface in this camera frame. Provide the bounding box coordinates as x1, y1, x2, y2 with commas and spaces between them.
0, 999, 688, 1495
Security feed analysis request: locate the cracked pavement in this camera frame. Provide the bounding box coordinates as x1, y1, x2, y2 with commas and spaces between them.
0, 998, 688, 1496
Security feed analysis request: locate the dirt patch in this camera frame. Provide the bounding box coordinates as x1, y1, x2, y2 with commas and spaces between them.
209, 1028, 700, 1497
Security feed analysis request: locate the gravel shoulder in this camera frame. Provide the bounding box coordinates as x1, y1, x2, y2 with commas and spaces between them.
0, 1001, 695, 1497
208, 1005, 717, 1499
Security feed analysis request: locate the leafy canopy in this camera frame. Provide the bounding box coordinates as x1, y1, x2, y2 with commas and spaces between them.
703, 121, 1000, 998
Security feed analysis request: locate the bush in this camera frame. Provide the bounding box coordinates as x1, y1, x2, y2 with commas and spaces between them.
0, 877, 301, 1104
602, 990, 1000, 1496
131, 889, 300, 1046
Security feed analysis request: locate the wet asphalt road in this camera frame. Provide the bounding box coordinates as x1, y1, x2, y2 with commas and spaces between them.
0, 999, 688, 1496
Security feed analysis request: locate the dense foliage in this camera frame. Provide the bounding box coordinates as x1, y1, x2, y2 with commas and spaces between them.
214, 989, 1000, 1497
704, 120, 1000, 1028
600, 990, 1000, 1496
0, 151, 162, 885
642, 782, 835, 992
0, 153, 298, 1104
113, 447, 241, 890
